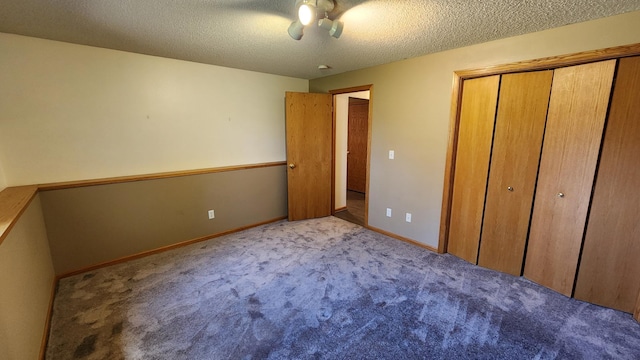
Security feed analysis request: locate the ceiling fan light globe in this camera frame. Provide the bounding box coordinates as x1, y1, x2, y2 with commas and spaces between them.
318, 18, 333, 31
330, 20, 344, 38
298, 4, 316, 26
288, 20, 304, 40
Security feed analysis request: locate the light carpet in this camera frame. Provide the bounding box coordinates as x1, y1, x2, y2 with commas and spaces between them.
45, 217, 640, 359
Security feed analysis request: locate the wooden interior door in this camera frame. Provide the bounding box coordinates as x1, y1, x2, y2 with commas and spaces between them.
574, 56, 640, 313
523, 60, 616, 296
447, 75, 500, 264
477, 70, 553, 276
285, 92, 333, 221
347, 97, 368, 193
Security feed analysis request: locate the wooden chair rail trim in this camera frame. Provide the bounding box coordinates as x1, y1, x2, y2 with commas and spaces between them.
38, 161, 287, 191
0, 185, 39, 246
438, 42, 640, 254
0, 161, 286, 245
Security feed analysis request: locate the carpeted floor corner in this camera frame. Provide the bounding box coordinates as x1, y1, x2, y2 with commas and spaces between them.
45, 217, 640, 359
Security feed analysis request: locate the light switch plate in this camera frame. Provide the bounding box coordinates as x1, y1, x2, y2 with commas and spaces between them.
386, 208, 392, 217
389, 150, 395, 160
405, 213, 412, 223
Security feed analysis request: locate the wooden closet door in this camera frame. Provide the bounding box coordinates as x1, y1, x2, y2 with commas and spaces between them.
574, 56, 640, 312
524, 60, 616, 296
448, 75, 500, 263
477, 70, 553, 276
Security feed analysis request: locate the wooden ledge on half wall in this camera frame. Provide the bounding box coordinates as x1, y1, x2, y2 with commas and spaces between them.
37, 161, 286, 191
0, 185, 38, 246
0, 161, 286, 246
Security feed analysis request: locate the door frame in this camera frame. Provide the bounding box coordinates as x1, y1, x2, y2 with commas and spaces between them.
329, 85, 373, 226
439, 43, 640, 254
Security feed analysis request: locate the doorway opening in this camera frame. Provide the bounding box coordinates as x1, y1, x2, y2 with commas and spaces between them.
331, 86, 372, 227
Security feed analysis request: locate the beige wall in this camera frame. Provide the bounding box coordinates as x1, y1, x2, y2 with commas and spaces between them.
40, 165, 287, 275
310, 11, 640, 249
0, 33, 308, 186
0, 195, 55, 360
335, 91, 370, 210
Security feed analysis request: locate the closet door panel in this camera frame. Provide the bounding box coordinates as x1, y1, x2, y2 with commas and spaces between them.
524, 60, 616, 296
448, 76, 500, 263
574, 56, 640, 312
477, 70, 553, 276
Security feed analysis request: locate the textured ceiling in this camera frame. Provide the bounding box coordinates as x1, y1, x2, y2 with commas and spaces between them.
1, 1, 640, 79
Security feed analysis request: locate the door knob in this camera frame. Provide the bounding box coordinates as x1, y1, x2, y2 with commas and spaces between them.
507, 186, 514, 192
557, 192, 565, 198
289, 163, 296, 169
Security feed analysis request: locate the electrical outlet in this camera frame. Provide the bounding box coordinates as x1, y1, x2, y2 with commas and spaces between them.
208, 210, 215, 219
386, 208, 392, 217
405, 213, 412, 223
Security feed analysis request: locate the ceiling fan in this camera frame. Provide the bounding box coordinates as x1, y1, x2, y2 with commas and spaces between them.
287, 0, 344, 40
215, 0, 353, 40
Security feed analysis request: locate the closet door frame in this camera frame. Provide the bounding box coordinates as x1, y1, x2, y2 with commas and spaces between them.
439, 42, 640, 255
447, 76, 500, 264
